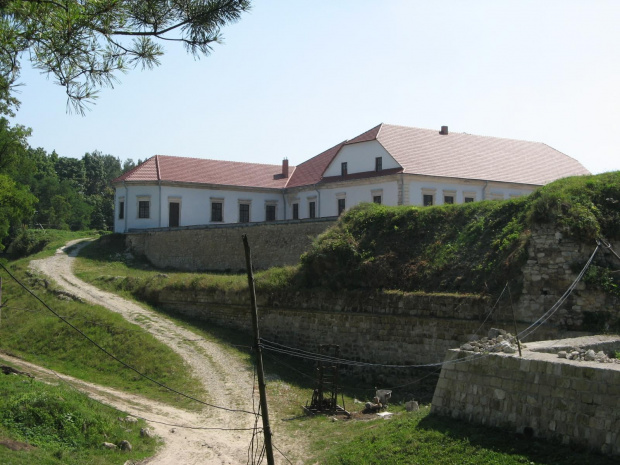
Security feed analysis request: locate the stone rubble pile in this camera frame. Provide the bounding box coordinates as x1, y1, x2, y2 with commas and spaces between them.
557, 348, 620, 364
460, 328, 520, 354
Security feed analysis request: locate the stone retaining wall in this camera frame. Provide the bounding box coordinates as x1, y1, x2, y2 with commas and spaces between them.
125, 218, 336, 271
154, 288, 577, 386
431, 335, 620, 456
516, 226, 619, 328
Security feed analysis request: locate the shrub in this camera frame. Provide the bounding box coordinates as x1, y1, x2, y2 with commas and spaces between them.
6, 228, 50, 258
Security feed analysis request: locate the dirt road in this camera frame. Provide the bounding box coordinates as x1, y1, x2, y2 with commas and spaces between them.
19, 239, 301, 464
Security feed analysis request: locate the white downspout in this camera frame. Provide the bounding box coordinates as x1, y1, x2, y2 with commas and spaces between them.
124, 181, 128, 233
158, 181, 162, 228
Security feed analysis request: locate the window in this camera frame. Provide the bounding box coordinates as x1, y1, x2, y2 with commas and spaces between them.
266, 204, 276, 221
375, 157, 382, 172
373, 195, 382, 204
309, 201, 316, 219
119, 201, 124, 219
341, 162, 348, 176
338, 198, 346, 216
423, 194, 434, 207
138, 200, 150, 218
211, 202, 223, 222
463, 192, 476, 203
444, 195, 454, 204
239, 203, 250, 223
292, 203, 299, 220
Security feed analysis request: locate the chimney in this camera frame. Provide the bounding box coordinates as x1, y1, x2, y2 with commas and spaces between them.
282, 158, 289, 178
439, 126, 449, 135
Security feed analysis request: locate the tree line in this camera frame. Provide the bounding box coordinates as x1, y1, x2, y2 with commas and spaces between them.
0, 117, 140, 250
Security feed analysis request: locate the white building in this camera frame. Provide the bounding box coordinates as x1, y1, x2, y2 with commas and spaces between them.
113, 124, 590, 233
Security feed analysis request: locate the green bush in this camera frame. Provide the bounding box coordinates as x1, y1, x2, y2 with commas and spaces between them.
6, 228, 50, 258
297, 172, 619, 295
0, 372, 157, 463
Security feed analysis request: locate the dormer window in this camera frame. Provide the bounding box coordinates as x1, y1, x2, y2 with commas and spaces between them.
375, 157, 382, 172
341, 162, 348, 176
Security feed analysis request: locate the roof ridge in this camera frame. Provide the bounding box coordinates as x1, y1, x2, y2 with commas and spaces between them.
155, 155, 161, 181
284, 166, 297, 188
154, 154, 286, 168
380, 124, 551, 146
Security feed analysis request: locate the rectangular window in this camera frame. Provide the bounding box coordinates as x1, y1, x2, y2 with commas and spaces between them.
239, 203, 250, 223
266, 204, 276, 221
444, 195, 454, 205
292, 203, 299, 220
211, 202, 223, 222
138, 200, 150, 218
375, 157, 382, 172
423, 194, 434, 207
119, 201, 125, 219
341, 162, 348, 176
373, 195, 382, 204
464, 197, 475, 203
338, 198, 346, 216
309, 201, 316, 219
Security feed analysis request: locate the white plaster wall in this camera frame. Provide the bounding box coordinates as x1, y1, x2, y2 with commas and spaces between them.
408, 178, 535, 206
115, 185, 286, 231
114, 185, 161, 232
323, 141, 400, 177
318, 180, 399, 217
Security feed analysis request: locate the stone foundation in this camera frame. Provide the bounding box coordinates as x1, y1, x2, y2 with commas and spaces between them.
431, 335, 620, 456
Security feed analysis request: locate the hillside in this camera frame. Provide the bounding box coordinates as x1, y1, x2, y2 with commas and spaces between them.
297, 172, 620, 295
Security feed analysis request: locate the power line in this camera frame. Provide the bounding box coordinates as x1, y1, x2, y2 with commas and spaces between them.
259, 244, 600, 371
272, 442, 293, 465
0, 261, 257, 417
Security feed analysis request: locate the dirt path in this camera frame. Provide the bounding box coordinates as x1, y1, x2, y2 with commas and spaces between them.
21, 239, 301, 464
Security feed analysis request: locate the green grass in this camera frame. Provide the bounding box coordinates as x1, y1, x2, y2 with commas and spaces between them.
306, 407, 617, 465
73, 233, 298, 300
0, 368, 159, 465
72, 231, 620, 465
0, 230, 205, 408
297, 172, 620, 295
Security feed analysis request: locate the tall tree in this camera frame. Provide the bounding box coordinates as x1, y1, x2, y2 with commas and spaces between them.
55, 157, 86, 191
0, 174, 36, 249
0, 0, 251, 114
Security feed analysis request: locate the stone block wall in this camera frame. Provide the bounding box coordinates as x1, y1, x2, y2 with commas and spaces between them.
431, 335, 620, 456
516, 226, 619, 329
154, 288, 572, 385
125, 218, 336, 271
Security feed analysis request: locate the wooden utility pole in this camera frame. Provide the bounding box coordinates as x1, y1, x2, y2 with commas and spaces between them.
242, 235, 275, 465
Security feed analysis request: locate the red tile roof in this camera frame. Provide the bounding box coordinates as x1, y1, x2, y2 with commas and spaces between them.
374, 124, 589, 185
113, 124, 589, 190
285, 141, 345, 188
114, 155, 292, 189
345, 123, 382, 145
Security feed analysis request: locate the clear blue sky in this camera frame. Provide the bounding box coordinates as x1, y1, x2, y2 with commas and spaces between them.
9, 0, 620, 174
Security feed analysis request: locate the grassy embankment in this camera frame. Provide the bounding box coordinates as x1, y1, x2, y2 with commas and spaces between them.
0, 230, 204, 407
71, 172, 620, 464
0, 230, 209, 463
0, 370, 158, 465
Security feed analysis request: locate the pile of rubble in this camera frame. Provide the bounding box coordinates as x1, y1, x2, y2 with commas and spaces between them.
557, 348, 620, 364
460, 328, 520, 354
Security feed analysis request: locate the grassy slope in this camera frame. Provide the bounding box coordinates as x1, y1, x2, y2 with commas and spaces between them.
298, 172, 620, 295
0, 369, 158, 465
0, 230, 205, 408
71, 173, 620, 465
